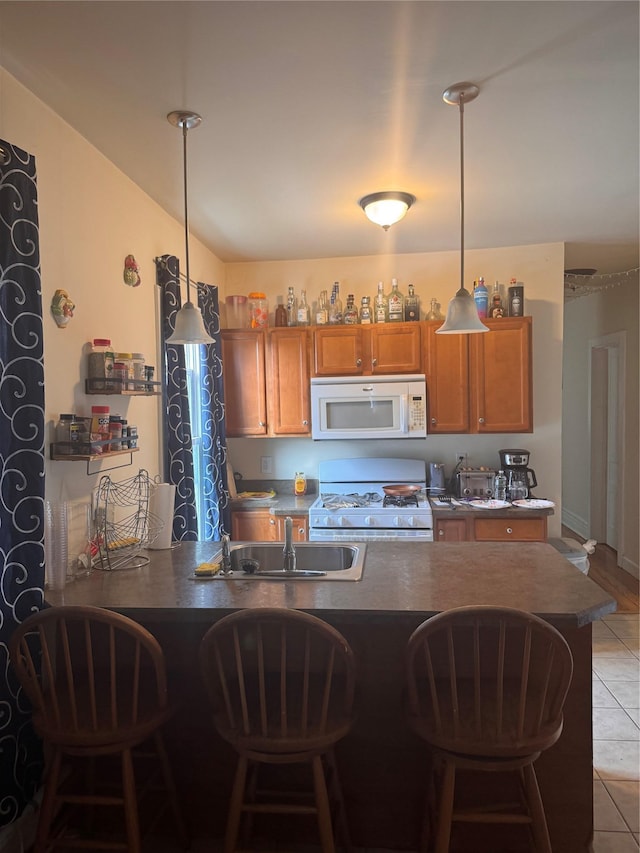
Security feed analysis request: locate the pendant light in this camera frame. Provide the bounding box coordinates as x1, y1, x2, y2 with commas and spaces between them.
359, 191, 416, 230
436, 83, 489, 334
165, 110, 216, 345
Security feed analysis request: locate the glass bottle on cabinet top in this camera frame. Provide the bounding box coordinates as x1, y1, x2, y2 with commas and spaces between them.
404, 283, 420, 321
387, 278, 404, 322
374, 282, 388, 323
296, 289, 310, 326
286, 286, 297, 326
425, 298, 443, 321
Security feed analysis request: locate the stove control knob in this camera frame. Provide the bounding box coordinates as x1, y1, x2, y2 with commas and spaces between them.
364, 516, 375, 527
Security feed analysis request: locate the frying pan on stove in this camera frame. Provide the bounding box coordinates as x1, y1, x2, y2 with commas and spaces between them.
382, 484, 422, 497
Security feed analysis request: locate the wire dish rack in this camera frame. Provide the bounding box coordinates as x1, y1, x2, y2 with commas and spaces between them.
94, 469, 164, 571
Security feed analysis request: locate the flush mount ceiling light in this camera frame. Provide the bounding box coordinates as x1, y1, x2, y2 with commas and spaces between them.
436, 83, 489, 335
358, 191, 416, 231
165, 110, 216, 346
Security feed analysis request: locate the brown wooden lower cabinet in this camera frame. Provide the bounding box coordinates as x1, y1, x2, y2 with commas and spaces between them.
434, 513, 548, 542
231, 510, 308, 541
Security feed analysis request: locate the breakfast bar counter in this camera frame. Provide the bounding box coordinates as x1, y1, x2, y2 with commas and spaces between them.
47, 542, 615, 851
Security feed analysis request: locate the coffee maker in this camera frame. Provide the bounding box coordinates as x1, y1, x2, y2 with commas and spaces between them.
499, 449, 537, 500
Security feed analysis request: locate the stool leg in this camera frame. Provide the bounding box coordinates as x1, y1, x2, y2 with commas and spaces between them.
225, 755, 248, 853
522, 763, 552, 853
325, 749, 352, 853
154, 731, 189, 848
312, 754, 336, 853
434, 759, 456, 853
121, 748, 141, 853
34, 747, 62, 853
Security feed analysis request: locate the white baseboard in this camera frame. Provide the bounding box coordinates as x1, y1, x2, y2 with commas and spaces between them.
621, 554, 639, 580
561, 508, 589, 539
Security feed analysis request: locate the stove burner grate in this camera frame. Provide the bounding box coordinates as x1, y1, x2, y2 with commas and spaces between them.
383, 494, 419, 508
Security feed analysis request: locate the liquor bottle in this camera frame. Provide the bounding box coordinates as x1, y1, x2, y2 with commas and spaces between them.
359, 296, 372, 325
473, 275, 489, 319
274, 303, 288, 326
286, 287, 298, 326
508, 278, 524, 317
296, 289, 310, 326
489, 281, 504, 318
404, 283, 420, 321
315, 290, 329, 325
425, 298, 443, 321
329, 282, 343, 324
374, 282, 388, 323
343, 294, 359, 324
387, 278, 404, 322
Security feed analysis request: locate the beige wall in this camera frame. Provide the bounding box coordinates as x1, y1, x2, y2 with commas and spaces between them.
562, 281, 639, 577
1, 68, 225, 504
225, 243, 567, 537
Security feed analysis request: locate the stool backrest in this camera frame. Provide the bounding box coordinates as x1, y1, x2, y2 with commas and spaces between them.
199, 608, 356, 751
406, 606, 573, 756
10, 605, 168, 745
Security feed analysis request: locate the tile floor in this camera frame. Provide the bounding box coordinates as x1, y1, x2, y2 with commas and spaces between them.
592, 613, 640, 853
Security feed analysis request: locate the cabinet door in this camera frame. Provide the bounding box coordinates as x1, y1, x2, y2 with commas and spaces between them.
473, 516, 546, 542
313, 327, 364, 376
435, 517, 469, 541
469, 317, 533, 433
423, 320, 470, 433
221, 331, 267, 436
231, 510, 277, 541
267, 329, 311, 436
370, 323, 422, 374
275, 515, 308, 541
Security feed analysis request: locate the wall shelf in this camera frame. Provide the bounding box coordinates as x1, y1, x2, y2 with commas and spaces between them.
85, 378, 161, 396
50, 444, 139, 475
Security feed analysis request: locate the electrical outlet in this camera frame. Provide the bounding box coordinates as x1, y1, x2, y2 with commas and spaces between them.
455, 452, 468, 467
260, 456, 273, 474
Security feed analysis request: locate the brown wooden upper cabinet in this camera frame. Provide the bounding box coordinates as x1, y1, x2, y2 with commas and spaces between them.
424, 317, 533, 433
313, 323, 422, 376
221, 328, 311, 437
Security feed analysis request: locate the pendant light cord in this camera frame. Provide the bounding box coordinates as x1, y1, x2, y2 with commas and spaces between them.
459, 92, 466, 294
181, 121, 192, 306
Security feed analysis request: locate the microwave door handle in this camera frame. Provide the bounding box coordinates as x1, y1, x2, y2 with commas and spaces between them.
400, 394, 409, 433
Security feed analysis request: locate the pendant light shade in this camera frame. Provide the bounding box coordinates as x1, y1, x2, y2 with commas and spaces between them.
359, 191, 416, 230
165, 110, 216, 346
436, 83, 489, 335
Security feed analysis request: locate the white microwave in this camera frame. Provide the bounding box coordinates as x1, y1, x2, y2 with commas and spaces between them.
310, 374, 427, 440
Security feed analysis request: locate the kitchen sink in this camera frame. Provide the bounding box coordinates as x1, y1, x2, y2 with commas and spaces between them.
207, 542, 366, 581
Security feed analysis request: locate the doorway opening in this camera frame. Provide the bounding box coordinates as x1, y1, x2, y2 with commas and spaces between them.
589, 331, 626, 567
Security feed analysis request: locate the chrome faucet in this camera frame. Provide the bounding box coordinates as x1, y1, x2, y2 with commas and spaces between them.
220, 534, 232, 574
282, 516, 296, 573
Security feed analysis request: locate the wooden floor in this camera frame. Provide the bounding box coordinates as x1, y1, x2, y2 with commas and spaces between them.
562, 526, 639, 613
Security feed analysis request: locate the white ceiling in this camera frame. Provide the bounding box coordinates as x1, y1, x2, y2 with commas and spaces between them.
1, 1, 638, 276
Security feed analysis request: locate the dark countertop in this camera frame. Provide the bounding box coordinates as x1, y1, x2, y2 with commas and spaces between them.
47, 541, 615, 628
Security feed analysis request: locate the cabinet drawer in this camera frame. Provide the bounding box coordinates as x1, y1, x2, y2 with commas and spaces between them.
474, 517, 546, 542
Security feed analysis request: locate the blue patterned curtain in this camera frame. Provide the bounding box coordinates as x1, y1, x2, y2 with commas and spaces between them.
197, 285, 231, 539
0, 139, 45, 826
156, 255, 198, 540
155, 257, 230, 540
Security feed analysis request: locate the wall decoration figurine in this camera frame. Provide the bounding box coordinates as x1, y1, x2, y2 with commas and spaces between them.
51, 288, 75, 328
123, 254, 141, 287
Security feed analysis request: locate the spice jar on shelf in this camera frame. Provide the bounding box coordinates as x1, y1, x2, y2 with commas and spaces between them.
131, 353, 145, 390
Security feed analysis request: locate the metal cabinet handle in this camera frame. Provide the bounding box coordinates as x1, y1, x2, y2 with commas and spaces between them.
506, 527, 513, 534
372, 358, 377, 366
356, 358, 362, 367
297, 527, 305, 535
478, 417, 485, 424
438, 529, 445, 536
431, 418, 437, 425
259, 421, 266, 427
269, 518, 276, 525
302, 419, 308, 425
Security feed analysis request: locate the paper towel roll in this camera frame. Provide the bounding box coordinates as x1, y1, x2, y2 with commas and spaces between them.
147, 483, 176, 549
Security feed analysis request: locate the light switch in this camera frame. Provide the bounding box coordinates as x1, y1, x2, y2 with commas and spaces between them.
261, 456, 273, 474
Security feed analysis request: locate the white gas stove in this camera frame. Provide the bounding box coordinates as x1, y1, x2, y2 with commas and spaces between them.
309, 458, 433, 542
